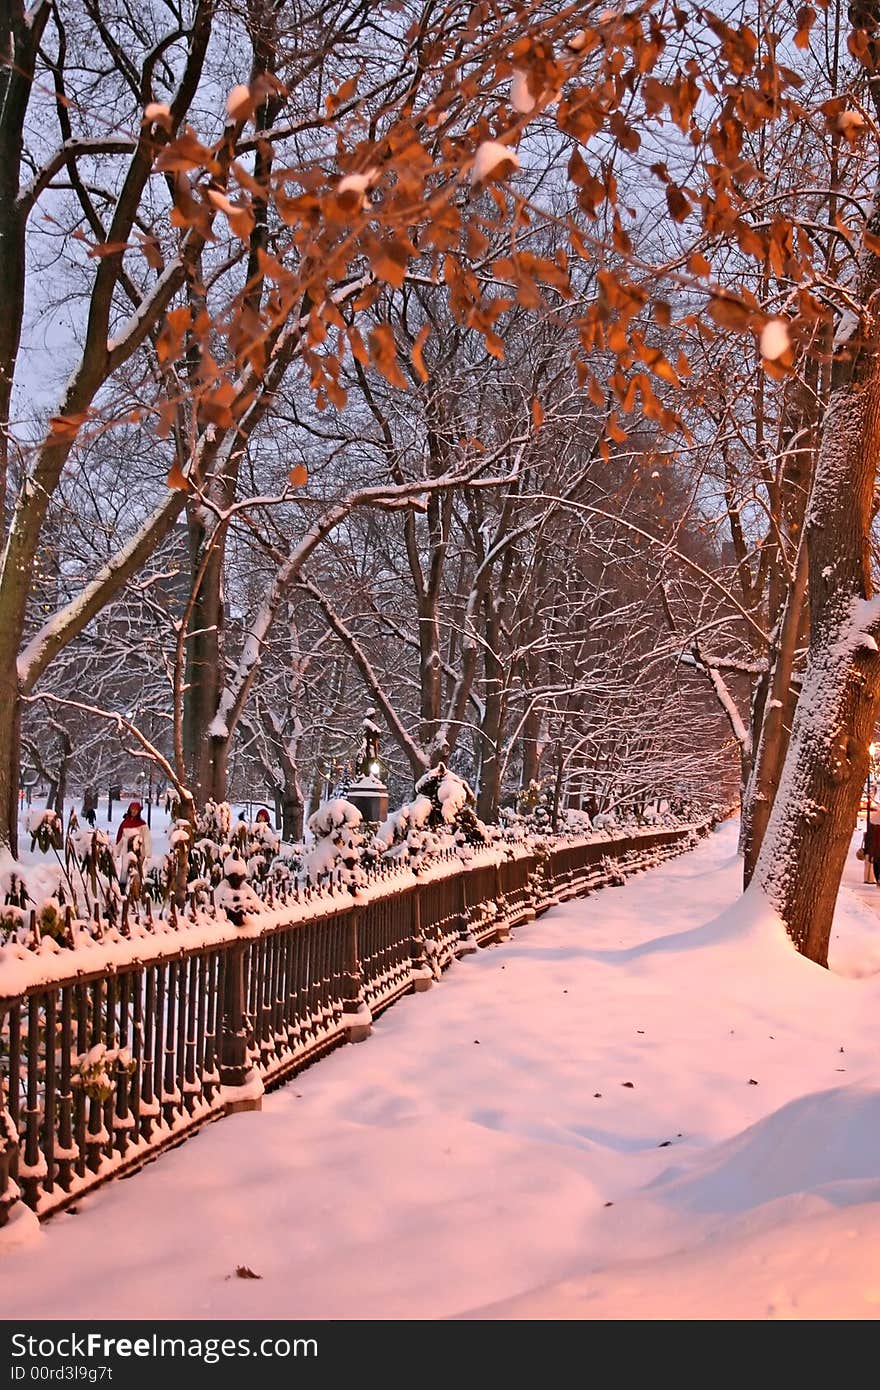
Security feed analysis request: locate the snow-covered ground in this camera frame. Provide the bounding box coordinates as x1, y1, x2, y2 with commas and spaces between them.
4, 819, 880, 1320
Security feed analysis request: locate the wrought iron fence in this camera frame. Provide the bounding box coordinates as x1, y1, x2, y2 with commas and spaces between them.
0, 819, 714, 1227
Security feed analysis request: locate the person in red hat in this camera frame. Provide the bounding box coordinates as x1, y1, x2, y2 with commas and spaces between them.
115, 799, 152, 865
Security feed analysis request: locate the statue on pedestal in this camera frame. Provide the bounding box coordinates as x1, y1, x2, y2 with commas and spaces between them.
359, 708, 382, 778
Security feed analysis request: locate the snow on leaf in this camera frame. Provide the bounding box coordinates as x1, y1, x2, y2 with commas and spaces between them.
336, 168, 379, 210
759, 319, 791, 362
510, 71, 536, 114
471, 141, 520, 185
832, 110, 867, 144
226, 85, 252, 119
143, 102, 171, 124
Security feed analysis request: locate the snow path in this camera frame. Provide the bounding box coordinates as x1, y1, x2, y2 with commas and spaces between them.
5, 820, 880, 1320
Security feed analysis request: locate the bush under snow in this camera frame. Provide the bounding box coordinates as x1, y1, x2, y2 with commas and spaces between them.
304, 798, 373, 890
377, 764, 489, 868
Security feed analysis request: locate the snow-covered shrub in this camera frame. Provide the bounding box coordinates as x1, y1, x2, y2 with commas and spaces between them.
70, 826, 118, 888
0, 903, 26, 944
265, 839, 304, 895
37, 898, 67, 943
197, 799, 232, 843
2, 867, 28, 909
186, 803, 283, 899
214, 854, 263, 923
188, 801, 235, 890
27, 808, 62, 853
376, 793, 445, 869
377, 763, 489, 868
74, 1044, 134, 1103
496, 807, 533, 850
142, 857, 172, 903
303, 799, 373, 890
231, 816, 282, 882
167, 816, 192, 873
517, 780, 553, 829
561, 807, 593, 835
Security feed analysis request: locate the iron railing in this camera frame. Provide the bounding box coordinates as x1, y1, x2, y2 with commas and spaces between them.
0, 820, 713, 1226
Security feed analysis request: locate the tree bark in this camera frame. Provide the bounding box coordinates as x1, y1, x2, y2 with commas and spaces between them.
754, 225, 880, 961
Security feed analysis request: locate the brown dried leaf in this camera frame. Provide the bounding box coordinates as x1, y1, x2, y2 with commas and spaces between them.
167, 462, 189, 492
411, 324, 430, 383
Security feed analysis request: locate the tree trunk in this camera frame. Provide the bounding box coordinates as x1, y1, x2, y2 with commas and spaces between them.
308, 762, 326, 816
52, 730, 71, 818
476, 596, 506, 821
742, 538, 809, 884
550, 739, 564, 831
183, 508, 226, 805
0, 562, 26, 850
418, 591, 445, 760
281, 789, 304, 843
519, 672, 542, 791
476, 735, 503, 821
754, 239, 880, 961
204, 736, 229, 805
0, 684, 21, 854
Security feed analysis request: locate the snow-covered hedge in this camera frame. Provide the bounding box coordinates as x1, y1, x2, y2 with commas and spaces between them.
377, 764, 490, 868
303, 798, 377, 889
0, 784, 724, 964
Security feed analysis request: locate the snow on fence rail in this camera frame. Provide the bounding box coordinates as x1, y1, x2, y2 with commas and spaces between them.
0, 819, 715, 1228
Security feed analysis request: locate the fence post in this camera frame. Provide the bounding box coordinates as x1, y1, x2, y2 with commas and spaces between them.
455, 873, 478, 956
494, 863, 510, 941
409, 886, 433, 991
219, 938, 262, 1112
0, 1004, 20, 1229
542, 848, 561, 907
342, 908, 372, 1042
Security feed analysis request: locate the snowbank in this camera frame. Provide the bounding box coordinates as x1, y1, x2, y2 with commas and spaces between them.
4, 820, 880, 1320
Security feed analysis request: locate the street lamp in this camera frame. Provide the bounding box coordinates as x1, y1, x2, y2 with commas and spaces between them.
344, 711, 389, 827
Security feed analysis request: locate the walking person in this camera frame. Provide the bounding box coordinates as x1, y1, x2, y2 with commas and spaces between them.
81, 786, 98, 828
864, 813, 880, 886
115, 799, 152, 871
